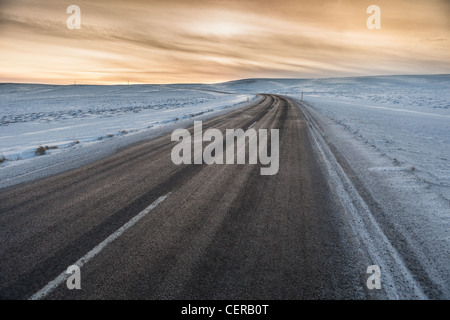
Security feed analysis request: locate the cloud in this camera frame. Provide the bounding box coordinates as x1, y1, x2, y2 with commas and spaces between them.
0, 0, 449, 84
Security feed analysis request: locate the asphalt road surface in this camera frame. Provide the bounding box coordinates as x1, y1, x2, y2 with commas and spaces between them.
0, 95, 374, 299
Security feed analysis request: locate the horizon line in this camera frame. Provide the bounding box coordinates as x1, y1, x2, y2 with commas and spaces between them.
1, 73, 449, 86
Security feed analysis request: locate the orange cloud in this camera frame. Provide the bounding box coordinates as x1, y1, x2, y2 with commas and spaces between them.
0, 0, 449, 84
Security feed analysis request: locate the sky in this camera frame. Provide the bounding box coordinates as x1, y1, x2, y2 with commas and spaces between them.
0, 0, 449, 84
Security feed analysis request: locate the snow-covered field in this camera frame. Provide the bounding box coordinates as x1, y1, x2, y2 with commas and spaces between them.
0, 84, 252, 163
303, 96, 450, 199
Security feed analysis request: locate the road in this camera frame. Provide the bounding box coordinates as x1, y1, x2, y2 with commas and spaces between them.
0, 95, 374, 299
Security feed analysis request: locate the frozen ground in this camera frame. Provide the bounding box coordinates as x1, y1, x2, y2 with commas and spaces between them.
0, 84, 252, 163
302, 96, 450, 200
298, 99, 449, 298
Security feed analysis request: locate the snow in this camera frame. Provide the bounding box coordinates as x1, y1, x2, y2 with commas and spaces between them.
303, 96, 450, 200
301, 104, 428, 299
299, 98, 449, 299
0, 84, 253, 164
203, 74, 450, 298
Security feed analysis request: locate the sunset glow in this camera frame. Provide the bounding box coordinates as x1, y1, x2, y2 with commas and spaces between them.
0, 0, 449, 84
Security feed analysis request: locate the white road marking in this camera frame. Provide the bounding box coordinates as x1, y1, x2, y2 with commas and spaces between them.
297, 101, 426, 299
248, 121, 256, 129
29, 192, 171, 300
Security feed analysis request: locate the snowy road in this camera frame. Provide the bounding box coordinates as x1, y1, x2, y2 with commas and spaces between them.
1, 94, 447, 300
